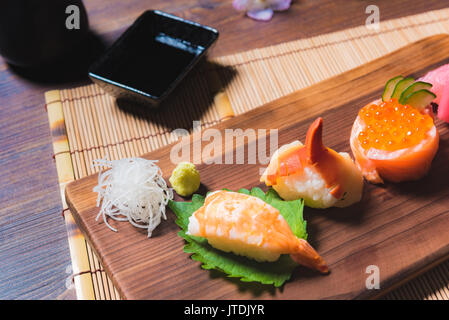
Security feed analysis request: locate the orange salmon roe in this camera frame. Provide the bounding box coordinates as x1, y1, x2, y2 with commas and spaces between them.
358, 99, 434, 151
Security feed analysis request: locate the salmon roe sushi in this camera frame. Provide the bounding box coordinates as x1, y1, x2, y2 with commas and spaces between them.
357, 99, 434, 151
350, 99, 439, 184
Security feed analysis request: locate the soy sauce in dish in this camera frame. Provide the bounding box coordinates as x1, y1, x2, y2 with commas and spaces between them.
107, 32, 203, 98
89, 10, 218, 104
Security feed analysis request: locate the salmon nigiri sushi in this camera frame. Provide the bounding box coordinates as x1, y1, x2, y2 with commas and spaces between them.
350, 99, 439, 184
187, 190, 329, 274
260, 118, 364, 208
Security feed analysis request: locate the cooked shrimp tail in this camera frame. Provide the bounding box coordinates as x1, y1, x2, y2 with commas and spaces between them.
290, 239, 329, 274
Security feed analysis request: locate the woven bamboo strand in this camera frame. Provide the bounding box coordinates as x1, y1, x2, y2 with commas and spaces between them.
45, 90, 96, 300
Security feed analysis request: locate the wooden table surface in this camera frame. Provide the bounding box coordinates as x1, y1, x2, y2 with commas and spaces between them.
1, 0, 448, 300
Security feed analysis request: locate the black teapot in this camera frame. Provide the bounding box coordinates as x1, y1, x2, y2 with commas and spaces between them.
0, 0, 90, 70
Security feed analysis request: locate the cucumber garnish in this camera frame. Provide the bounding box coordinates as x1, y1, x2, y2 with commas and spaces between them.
399, 81, 433, 104
402, 89, 436, 110
391, 77, 415, 100
382, 76, 404, 102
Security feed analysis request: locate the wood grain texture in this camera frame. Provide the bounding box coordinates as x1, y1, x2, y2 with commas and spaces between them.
65, 35, 449, 299
84, 0, 449, 59
1, 0, 449, 300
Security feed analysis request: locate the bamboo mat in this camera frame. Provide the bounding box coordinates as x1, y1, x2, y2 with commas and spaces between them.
46, 7, 449, 300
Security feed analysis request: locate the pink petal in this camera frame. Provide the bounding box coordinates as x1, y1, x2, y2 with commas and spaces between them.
247, 8, 274, 21
233, 0, 250, 11
271, 0, 291, 11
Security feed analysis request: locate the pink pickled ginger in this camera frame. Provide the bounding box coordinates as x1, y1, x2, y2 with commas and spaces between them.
438, 80, 449, 123
420, 63, 449, 123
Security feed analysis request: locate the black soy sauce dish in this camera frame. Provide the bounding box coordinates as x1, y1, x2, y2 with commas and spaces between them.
88, 10, 219, 107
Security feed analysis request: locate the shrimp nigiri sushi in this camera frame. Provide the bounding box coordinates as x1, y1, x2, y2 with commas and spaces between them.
187, 190, 329, 274
260, 118, 364, 208
350, 98, 439, 184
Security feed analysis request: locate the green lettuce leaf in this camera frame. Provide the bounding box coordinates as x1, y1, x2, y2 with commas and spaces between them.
168, 187, 306, 287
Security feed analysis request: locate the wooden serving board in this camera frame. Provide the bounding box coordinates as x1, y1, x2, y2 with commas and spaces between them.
66, 35, 449, 300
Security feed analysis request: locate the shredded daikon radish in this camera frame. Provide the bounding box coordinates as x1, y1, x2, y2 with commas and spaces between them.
92, 157, 173, 237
